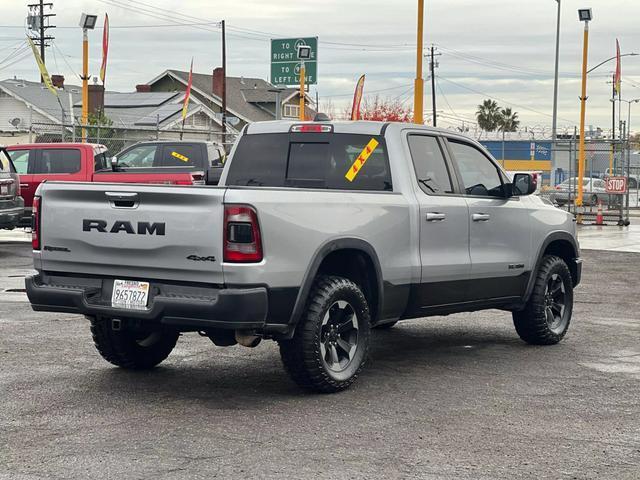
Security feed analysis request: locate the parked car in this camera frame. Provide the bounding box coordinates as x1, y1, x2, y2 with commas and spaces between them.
26, 121, 581, 393
551, 177, 610, 206
7, 141, 225, 226
0, 147, 24, 230
111, 140, 225, 183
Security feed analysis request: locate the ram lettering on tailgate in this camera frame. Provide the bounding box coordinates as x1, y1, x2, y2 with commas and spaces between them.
82, 219, 166, 235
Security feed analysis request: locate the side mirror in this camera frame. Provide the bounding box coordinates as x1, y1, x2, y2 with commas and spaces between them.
512, 173, 537, 196
206, 166, 224, 185
110, 156, 118, 172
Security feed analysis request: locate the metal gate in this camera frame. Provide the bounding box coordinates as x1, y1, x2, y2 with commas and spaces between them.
540, 139, 635, 225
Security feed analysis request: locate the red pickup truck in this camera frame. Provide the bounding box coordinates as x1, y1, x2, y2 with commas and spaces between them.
7, 141, 224, 226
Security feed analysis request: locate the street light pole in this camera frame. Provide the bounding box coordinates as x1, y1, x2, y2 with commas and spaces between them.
413, 0, 424, 124
551, 0, 561, 185
576, 9, 592, 211
81, 27, 88, 142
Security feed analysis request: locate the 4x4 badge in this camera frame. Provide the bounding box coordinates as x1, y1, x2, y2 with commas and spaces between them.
186, 255, 216, 262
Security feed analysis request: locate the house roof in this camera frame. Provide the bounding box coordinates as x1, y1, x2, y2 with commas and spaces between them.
148, 70, 311, 123
0, 79, 225, 131
0, 78, 83, 124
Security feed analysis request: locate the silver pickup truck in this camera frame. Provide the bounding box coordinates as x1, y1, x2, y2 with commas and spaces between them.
26, 121, 581, 392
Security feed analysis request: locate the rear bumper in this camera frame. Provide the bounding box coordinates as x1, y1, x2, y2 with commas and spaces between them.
0, 205, 24, 228
26, 272, 274, 332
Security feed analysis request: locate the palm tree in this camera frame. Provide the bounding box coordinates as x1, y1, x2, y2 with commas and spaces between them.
475, 99, 500, 132
498, 107, 520, 132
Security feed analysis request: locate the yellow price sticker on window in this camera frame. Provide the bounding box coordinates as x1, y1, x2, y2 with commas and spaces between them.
345, 138, 379, 182
171, 151, 189, 162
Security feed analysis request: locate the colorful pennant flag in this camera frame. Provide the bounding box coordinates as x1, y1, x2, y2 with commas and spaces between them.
99, 13, 109, 85
26, 37, 57, 96
351, 74, 365, 120
182, 58, 193, 120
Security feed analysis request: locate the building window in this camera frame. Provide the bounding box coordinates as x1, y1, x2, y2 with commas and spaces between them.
283, 104, 300, 118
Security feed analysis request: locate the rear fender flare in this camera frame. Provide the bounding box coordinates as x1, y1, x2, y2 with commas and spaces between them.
287, 238, 384, 335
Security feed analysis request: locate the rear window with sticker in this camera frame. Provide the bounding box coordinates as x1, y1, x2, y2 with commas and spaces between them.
227, 133, 392, 191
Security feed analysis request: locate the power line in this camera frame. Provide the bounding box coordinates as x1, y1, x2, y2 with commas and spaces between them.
436, 74, 575, 124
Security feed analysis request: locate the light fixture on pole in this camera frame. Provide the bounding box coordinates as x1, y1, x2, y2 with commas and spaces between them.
297, 44, 311, 121
79, 13, 97, 143
576, 8, 592, 214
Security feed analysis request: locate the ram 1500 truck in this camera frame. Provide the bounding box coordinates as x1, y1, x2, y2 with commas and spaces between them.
26, 121, 582, 393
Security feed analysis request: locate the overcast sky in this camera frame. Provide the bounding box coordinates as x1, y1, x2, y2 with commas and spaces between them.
2, 0, 639, 134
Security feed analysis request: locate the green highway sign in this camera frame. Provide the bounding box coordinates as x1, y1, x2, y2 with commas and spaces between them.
270, 37, 318, 86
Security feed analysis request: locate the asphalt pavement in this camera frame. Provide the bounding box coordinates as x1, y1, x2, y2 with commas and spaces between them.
1, 241, 639, 479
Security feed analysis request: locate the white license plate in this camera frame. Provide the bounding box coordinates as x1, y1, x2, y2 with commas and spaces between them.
111, 279, 150, 310
0, 184, 8, 196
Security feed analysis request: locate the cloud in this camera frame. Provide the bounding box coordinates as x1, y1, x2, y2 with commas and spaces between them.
2, 0, 639, 131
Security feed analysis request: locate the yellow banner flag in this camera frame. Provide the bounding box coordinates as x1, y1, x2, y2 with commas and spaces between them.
27, 37, 57, 97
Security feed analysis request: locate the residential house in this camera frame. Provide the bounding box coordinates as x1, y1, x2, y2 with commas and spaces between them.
0, 76, 224, 145
145, 68, 316, 129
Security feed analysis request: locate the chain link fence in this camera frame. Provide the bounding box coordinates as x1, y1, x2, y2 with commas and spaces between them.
538, 139, 637, 225
28, 122, 238, 153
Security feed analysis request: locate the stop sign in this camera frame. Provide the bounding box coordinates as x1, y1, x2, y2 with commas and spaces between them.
605, 176, 627, 194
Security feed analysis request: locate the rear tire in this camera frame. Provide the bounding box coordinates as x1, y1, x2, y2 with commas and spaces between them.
513, 255, 573, 345
89, 316, 179, 369
278, 276, 370, 393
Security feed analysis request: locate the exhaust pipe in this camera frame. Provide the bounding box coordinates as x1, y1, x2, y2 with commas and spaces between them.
235, 330, 261, 348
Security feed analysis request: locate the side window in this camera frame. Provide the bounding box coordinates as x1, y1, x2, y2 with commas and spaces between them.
117, 145, 157, 168
93, 151, 109, 171
448, 140, 503, 197
36, 149, 81, 174
159, 145, 201, 167
407, 135, 453, 194
8, 150, 28, 174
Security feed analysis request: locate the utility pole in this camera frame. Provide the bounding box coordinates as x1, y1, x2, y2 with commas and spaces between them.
27, 0, 55, 83
413, 0, 425, 124
221, 20, 227, 142
427, 45, 440, 126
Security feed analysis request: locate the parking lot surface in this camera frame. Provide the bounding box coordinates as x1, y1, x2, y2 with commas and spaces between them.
1, 241, 639, 479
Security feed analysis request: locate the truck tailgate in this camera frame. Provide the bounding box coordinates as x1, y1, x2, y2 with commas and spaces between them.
37, 182, 226, 284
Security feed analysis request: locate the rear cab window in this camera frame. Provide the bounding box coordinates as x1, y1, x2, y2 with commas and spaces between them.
35, 149, 81, 174
226, 132, 392, 191
159, 144, 204, 168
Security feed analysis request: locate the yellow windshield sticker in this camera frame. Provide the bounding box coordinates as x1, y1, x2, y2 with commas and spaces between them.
171, 151, 189, 162
345, 138, 379, 182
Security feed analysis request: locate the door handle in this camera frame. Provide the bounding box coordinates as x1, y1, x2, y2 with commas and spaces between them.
472, 213, 491, 222
426, 212, 446, 222
20, 184, 29, 188
105, 191, 138, 201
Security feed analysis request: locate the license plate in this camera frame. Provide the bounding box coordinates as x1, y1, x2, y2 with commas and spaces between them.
111, 279, 150, 310
0, 184, 8, 196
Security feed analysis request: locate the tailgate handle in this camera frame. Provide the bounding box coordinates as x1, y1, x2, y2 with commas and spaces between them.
105, 191, 139, 208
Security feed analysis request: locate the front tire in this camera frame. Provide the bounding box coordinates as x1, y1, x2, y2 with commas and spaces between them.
278, 276, 370, 393
90, 316, 179, 369
513, 255, 573, 345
